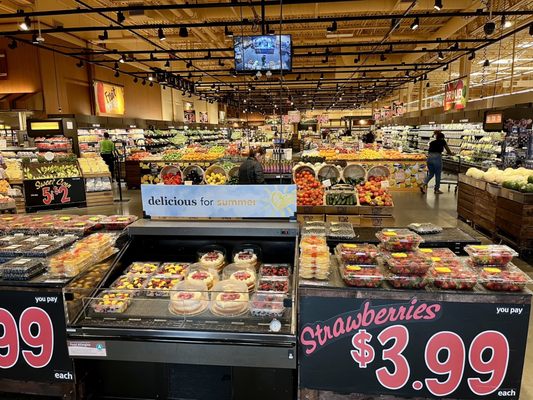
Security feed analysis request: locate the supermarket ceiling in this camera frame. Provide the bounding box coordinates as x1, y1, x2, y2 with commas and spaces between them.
1, 0, 533, 114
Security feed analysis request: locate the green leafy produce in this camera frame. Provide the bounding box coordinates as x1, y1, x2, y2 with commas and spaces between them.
528, 176, 533, 184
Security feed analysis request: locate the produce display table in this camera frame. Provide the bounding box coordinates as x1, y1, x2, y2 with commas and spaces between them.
299, 268, 531, 400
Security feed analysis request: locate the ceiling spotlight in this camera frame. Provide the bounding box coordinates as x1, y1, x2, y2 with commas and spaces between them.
434, 0, 442, 11
164, 59, 170, 68
99, 29, 108, 41
224, 26, 233, 37
117, 11, 126, 24
148, 75, 154, 81
451, 41, 459, 51
179, 26, 189, 38
150, 82, 154, 87
322, 55, 329, 63
410, 17, 419, 30
320, 73, 324, 80
501, 15, 512, 28
142, 79, 146, 86
186, 60, 193, 69
296, 74, 301, 80
443, 64, 449, 71
484, 22, 496, 36
218, 59, 225, 66
266, 24, 275, 34
483, 59, 490, 67
119, 55, 125, 63
158, 27, 166, 41
230, 68, 237, 77
150, 53, 156, 61
327, 20, 338, 32
205, 50, 211, 59
362, 72, 366, 77
114, 62, 119, 69
76, 59, 84, 68
114, 70, 120, 78
31, 34, 39, 44
380, 54, 386, 61
404, 71, 410, 77
530, 22, 533, 36
19, 16, 31, 31
188, 72, 193, 79
468, 52, 476, 60
133, 76, 138, 83
437, 51, 444, 60
354, 55, 360, 63
266, 70, 272, 77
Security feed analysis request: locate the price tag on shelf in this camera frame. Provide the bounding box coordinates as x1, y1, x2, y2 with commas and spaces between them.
299, 295, 530, 399
322, 179, 332, 188
0, 289, 74, 382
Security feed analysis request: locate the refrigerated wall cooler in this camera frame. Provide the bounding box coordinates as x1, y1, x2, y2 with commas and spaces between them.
65, 219, 299, 400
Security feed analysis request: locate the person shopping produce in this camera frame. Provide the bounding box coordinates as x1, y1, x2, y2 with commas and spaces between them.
100, 132, 116, 180
421, 130, 452, 194
238, 147, 265, 184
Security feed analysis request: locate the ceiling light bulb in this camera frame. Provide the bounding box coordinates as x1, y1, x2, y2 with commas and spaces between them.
484, 22, 496, 36
19, 16, 31, 31
327, 20, 338, 32
148, 75, 154, 81
410, 17, 419, 30
438, 51, 444, 60
483, 59, 490, 67
434, 0, 442, 11
114, 62, 119, 69
179, 26, 189, 38
114, 70, 120, 78
117, 11, 126, 24
158, 27, 166, 41
119, 56, 125, 63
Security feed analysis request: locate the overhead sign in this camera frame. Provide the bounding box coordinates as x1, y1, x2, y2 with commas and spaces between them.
288, 110, 301, 123
0, 289, 74, 382
94, 81, 125, 116
300, 294, 530, 400
142, 184, 297, 218
444, 78, 468, 111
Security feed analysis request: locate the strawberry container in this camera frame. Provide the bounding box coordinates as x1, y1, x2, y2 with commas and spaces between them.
339, 264, 384, 288
250, 293, 286, 318
376, 229, 424, 252
477, 264, 531, 292
382, 251, 432, 275
336, 243, 379, 265
428, 265, 477, 290
464, 245, 517, 267
386, 272, 429, 290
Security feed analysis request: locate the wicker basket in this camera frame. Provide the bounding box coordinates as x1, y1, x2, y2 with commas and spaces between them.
367, 165, 390, 179
342, 164, 366, 185
205, 164, 228, 185
182, 165, 205, 185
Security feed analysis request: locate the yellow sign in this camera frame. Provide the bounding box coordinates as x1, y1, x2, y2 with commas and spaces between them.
94, 81, 125, 116
30, 121, 60, 131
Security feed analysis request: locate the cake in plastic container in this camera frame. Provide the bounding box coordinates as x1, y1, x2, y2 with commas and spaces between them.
376, 229, 424, 252
90, 290, 132, 313
428, 265, 477, 290
464, 245, 517, 267
48, 248, 94, 277
100, 215, 138, 230
1, 258, 45, 280
382, 251, 432, 275
223, 263, 257, 292
300, 235, 327, 247
168, 280, 209, 316
209, 280, 250, 317
197, 245, 226, 271
477, 264, 531, 292
250, 293, 285, 317
336, 243, 379, 265
339, 264, 384, 288
186, 264, 219, 290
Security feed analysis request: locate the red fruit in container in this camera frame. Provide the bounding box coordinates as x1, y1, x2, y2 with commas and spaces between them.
464, 245, 517, 267
382, 251, 432, 276
336, 243, 379, 265
477, 264, 531, 292
428, 265, 477, 290
376, 229, 424, 252
340, 265, 384, 288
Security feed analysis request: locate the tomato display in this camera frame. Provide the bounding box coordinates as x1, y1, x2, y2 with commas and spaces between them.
162, 172, 183, 185
357, 176, 393, 206
295, 171, 324, 206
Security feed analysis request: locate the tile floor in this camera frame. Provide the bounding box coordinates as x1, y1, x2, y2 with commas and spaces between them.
34, 185, 533, 399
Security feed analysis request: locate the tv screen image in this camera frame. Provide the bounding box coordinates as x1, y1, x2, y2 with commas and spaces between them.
234, 35, 292, 72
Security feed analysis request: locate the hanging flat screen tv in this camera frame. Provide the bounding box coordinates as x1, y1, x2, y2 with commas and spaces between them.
234, 35, 292, 72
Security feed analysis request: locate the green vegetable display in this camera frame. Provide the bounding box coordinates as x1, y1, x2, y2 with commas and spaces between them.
326, 191, 357, 206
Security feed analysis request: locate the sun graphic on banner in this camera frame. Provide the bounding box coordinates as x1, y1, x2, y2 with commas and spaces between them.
262, 185, 297, 217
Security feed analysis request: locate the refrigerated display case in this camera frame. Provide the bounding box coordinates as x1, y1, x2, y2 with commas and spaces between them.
65, 219, 299, 400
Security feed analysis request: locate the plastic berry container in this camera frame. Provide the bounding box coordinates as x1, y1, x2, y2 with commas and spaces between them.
328, 225, 356, 240
110, 274, 150, 295
250, 293, 286, 318
168, 280, 209, 316
428, 265, 477, 290
259, 264, 291, 277
144, 275, 184, 297
1, 258, 45, 281
339, 264, 384, 288
418, 247, 457, 261
209, 280, 250, 317
376, 229, 424, 252
407, 223, 443, 234
386, 272, 429, 290
336, 243, 379, 265
299, 260, 330, 280
431, 258, 464, 270
257, 276, 290, 294
464, 245, 517, 267
100, 215, 138, 230
477, 264, 531, 292
157, 262, 190, 277
125, 261, 160, 276
382, 252, 432, 275
90, 290, 132, 313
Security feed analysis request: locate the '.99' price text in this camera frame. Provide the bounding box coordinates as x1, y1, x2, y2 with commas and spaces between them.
0, 307, 54, 369
351, 325, 510, 397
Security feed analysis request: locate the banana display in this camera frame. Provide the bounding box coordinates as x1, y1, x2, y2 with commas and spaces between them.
23, 162, 81, 180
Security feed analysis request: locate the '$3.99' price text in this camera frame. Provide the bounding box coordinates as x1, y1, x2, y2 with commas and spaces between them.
351, 325, 510, 397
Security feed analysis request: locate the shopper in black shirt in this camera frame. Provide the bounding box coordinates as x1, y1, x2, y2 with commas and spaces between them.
421, 130, 452, 194
238, 147, 265, 184
363, 131, 376, 144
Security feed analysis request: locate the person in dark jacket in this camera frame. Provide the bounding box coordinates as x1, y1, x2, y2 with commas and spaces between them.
238, 147, 265, 184
421, 130, 453, 194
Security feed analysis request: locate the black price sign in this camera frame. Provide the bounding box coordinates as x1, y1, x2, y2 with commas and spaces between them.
24, 177, 86, 211
299, 295, 530, 399
0, 289, 74, 382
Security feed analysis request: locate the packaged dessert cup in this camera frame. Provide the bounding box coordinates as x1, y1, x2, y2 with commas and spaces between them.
250, 293, 286, 318
47, 248, 94, 277
186, 264, 219, 290
428, 265, 477, 290
300, 235, 327, 247
382, 251, 432, 276
156, 262, 190, 277
257, 276, 290, 294
335, 243, 379, 265
477, 264, 531, 292
232, 244, 262, 268
223, 263, 257, 292
100, 215, 139, 230
209, 280, 250, 317
90, 290, 132, 313
464, 245, 518, 267
169, 280, 209, 316
259, 264, 291, 277
376, 229, 424, 252
125, 261, 160, 276
339, 264, 384, 288
145, 275, 184, 297
385, 272, 429, 290
197, 245, 226, 271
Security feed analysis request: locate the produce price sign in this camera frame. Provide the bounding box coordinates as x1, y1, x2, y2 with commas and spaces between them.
0, 290, 74, 382
24, 177, 86, 211
299, 295, 530, 399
